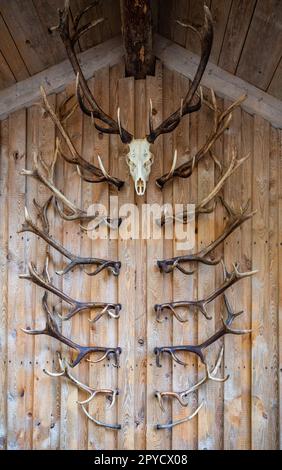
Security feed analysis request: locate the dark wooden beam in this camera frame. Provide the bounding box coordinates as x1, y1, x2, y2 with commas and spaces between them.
120, 0, 155, 79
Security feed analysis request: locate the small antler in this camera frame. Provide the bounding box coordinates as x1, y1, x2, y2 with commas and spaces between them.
154, 294, 253, 368
155, 347, 228, 411
21, 292, 121, 367
155, 261, 257, 321
20, 262, 121, 322
19, 203, 121, 277
156, 92, 247, 188
157, 199, 256, 275
44, 352, 121, 429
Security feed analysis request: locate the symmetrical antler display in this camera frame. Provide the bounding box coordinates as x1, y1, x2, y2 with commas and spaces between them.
155, 347, 228, 429
155, 261, 257, 321
44, 352, 121, 429
156, 151, 249, 227
22, 292, 121, 367
20, 262, 121, 322
154, 294, 252, 368
19, 201, 121, 276
20, 142, 122, 226
156, 92, 246, 189
51, 1, 213, 195
157, 199, 256, 275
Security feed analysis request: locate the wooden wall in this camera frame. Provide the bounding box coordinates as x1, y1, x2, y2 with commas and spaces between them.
0, 62, 281, 450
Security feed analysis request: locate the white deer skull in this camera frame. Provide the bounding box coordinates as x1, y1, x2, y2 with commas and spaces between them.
126, 139, 154, 196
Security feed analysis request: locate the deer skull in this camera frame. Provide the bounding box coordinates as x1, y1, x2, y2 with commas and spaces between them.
126, 139, 154, 196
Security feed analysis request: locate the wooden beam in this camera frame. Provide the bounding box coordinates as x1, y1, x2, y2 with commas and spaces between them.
120, 0, 155, 79
0, 36, 123, 120
153, 34, 282, 129
0, 33, 282, 129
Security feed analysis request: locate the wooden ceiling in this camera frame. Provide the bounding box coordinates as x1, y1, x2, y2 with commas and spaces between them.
0, 0, 281, 101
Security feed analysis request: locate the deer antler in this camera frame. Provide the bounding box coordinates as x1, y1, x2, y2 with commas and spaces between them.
147, 6, 213, 144
156, 347, 228, 411
20, 144, 122, 226
44, 352, 121, 429
156, 151, 249, 227
156, 92, 247, 188
157, 199, 256, 275
50, 0, 132, 144
155, 347, 227, 429
156, 402, 205, 430
20, 262, 121, 322
155, 261, 257, 321
40, 87, 124, 189
19, 203, 121, 277
21, 292, 121, 367
154, 294, 253, 368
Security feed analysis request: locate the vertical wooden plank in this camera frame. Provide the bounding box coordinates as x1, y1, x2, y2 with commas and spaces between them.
171, 71, 196, 450
197, 94, 215, 450
7, 109, 27, 449
27, 98, 58, 450
268, 126, 279, 448
134, 79, 147, 450
212, 96, 225, 451
239, 110, 254, 449
251, 116, 273, 449
108, 62, 125, 450
59, 84, 82, 450
279, 129, 282, 450
223, 102, 244, 450
0, 119, 9, 450
117, 76, 136, 450
146, 61, 167, 449
87, 68, 113, 451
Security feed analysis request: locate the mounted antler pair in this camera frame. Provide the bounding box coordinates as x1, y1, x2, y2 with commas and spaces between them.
47, 0, 213, 195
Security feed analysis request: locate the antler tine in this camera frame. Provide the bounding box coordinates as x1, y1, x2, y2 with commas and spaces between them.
156, 401, 204, 430
51, 0, 132, 144
147, 6, 213, 144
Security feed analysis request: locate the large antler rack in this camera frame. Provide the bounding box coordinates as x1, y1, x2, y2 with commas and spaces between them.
20, 262, 121, 323
147, 6, 214, 144
44, 352, 121, 430
156, 150, 249, 226
20, 142, 121, 227
50, 0, 133, 145
19, 200, 121, 277
157, 198, 256, 275
155, 261, 257, 321
154, 294, 253, 368
40, 87, 124, 189
22, 292, 121, 367
156, 92, 247, 188
155, 347, 228, 429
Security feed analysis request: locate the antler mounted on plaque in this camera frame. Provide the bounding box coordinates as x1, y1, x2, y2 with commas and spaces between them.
50, 1, 213, 195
